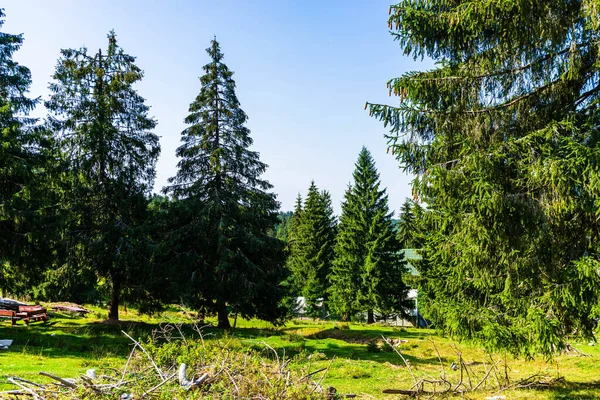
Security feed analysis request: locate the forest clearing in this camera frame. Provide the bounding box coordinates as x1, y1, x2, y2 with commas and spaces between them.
3, 1, 600, 398
1, 307, 599, 399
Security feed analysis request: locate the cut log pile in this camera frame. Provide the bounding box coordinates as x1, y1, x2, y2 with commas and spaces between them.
51, 304, 91, 317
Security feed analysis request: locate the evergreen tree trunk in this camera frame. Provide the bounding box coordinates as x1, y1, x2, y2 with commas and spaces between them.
367, 309, 374, 324
108, 275, 120, 321
217, 300, 231, 329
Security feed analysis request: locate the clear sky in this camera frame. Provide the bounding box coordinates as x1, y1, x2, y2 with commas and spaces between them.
4, 1, 429, 214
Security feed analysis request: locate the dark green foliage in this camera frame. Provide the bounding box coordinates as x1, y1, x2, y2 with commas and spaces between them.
368, 1, 600, 356
0, 7, 36, 288
164, 38, 286, 328
123, 194, 178, 315
0, 9, 58, 296
278, 195, 305, 317
366, 340, 381, 353
329, 148, 409, 322
287, 194, 304, 254
328, 185, 361, 320
274, 211, 293, 242
396, 198, 425, 249
46, 32, 160, 320
287, 182, 336, 318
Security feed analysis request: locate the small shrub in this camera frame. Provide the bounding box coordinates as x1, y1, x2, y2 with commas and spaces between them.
281, 333, 305, 343
326, 342, 340, 350
309, 351, 327, 360
381, 341, 395, 352
94, 311, 107, 319
366, 340, 381, 353
397, 342, 417, 351
351, 368, 372, 379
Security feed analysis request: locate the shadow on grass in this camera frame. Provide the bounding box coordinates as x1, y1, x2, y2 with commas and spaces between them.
304, 327, 427, 342
0, 316, 170, 360
266, 341, 445, 367
0, 316, 441, 369
529, 379, 600, 399
0, 316, 275, 361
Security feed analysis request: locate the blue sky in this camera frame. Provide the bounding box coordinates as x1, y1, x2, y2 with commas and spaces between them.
4, 1, 428, 214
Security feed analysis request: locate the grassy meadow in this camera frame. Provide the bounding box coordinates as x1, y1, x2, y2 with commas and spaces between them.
1, 305, 599, 399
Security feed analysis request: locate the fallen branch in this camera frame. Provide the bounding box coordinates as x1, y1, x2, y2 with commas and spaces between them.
382, 335, 417, 384
473, 360, 502, 391
142, 371, 177, 397
0, 389, 34, 396
310, 356, 336, 395
303, 367, 328, 380
121, 330, 165, 380
39, 371, 77, 389
119, 344, 137, 384
7, 378, 45, 400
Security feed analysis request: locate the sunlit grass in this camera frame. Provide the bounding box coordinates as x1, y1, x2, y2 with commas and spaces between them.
1, 305, 599, 398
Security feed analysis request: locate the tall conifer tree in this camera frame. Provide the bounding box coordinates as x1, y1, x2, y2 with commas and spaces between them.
397, 199, 425, 249
288, 194, 304, 250
369, 1, 600, 355
284, 194, 304, 289
0, 9, 56, 295
329, 147, 408, 322
0, 8, 36, 283
328, 185, 362, 320
287, 182, 336, 317
164, 38, 286, 329
46, 32, 160, 320
274, 212, 293, 242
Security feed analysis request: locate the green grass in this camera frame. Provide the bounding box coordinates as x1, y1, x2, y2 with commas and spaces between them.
1, 306, 600, 399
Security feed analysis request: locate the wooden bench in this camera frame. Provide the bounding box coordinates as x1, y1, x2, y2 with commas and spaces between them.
0, 309, 18, 325
0, 306, 47, 325
16, 305, 47, 324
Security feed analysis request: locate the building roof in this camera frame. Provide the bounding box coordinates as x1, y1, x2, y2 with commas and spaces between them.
402, 248, 421, 275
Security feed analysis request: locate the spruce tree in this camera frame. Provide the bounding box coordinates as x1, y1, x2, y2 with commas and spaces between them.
46, 32, 160, 320
397, 199, 425, 249
164, 38, 286, 329
0, 8, 35, 281
274, 211, 293, 242
0, 9, 56, 295
328, 185, 362, 320
278, 196, 304, 316
282, 194, 304, 306
287, 182, 336, 318
368, 1, 600, 355
330, 147, 408, 322
287, 194, 304, 250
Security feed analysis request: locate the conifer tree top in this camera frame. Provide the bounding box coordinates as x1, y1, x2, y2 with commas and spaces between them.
165, 37, 271, 201
0, 8, 37, 116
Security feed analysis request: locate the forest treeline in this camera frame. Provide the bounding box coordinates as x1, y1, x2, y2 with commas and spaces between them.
0, 10, 419, 329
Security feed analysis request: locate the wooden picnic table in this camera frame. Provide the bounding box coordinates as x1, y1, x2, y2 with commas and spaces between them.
0, 305, 47, 325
